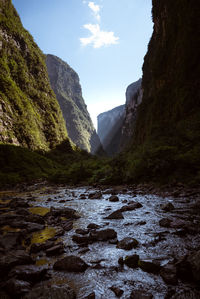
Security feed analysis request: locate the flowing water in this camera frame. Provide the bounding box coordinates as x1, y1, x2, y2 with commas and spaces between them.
12, 185, 199, 299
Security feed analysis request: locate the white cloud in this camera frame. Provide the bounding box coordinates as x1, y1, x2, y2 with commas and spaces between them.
80, 24, 119, 48
88, 1, 101, 22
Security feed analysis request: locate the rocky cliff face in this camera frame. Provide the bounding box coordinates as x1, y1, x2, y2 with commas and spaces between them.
0, 0, 69, 151
120, 79, 142, 150
127, 0, 200, 183
46, 54, 103, 155
97, 105, 125, 156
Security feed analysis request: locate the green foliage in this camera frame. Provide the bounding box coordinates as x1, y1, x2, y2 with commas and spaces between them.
0, 1, 68, 150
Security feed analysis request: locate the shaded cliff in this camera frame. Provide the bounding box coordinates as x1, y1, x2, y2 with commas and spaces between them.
97, 105, 125, 156
120, 79, 142, 150
0, 0, 69, 151
46, 54, 103, 155
125, 0, 200, 184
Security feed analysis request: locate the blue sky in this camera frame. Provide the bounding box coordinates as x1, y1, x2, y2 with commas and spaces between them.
12, 0, 153, 128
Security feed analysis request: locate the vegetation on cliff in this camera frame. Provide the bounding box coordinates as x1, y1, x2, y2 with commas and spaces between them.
119, 0, 200, 185
0, 0, 68, 150
46, 54, 103, 155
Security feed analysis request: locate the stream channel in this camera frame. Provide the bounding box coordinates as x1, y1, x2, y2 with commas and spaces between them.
0, 185, 200, 298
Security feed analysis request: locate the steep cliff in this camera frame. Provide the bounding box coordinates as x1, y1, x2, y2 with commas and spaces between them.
46, 54, 103, 155
120, 79, 142, 150
97, 105, 125, 156
125, 0, 200, 183
0, 0, 69, 151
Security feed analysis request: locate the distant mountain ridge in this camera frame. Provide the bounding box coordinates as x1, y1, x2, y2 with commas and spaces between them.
97, 79, 142, 156
46, 54, 103, 155
120, 78, 142, 150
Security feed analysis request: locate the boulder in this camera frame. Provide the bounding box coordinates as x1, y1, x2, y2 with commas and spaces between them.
87, 223, 100, 230
0, 250, 34, 276
30, 240, 55, 253
117, 237, 138, 250
8, 265, 47, 283
109, 195, 119, 202
130, 290, 153, 299
72, 235, 91, 245
160, 263, 177, 285
4, 279, 30, 297
161, 202, 175, 212
159, 218, 172, 227
110, 286, 124, 297
124, 254, 139, 268
48, 207, 79, 219
90, 229, 117, 241
75, 229, 89, 235
53, 255, 88, 272
46, 244, 64, 256
23, 284, 76, 299
84, 292, 95, 299
138, 260, 161, 274
105, 210, 124, 219
62, 221, 73, 231
187, 250, 200, 281
120, 202, 142, 212
88, 192, 102, 199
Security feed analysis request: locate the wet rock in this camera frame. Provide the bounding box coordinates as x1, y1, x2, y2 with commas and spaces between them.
25, 214, 45, 225
30, 240, 55, 253
90, 229, 117, 241
160, 263, 178, 285
138, 260, 161, 274
46, 243, 64, 256
54, 227, 65, 237
109, 238, 118, 244
48, 207, 79, 219
124, 254, 139, 268
135, 221, 146, 226
53, 255, 88, 272
105, 210, 124, 219
79, 247, 90, 254
120, 202, 142, 212
8, 265, 47, 283
159, 218, 172, 227
84, 292, 95, 299
0, 291, 10, 299
0, 232, 22, 251
130, 290, 153, 299
87, 223, 100, 230
79, 194, 87, 199
187, 250, 200, 281
4, 279, 30, 297
0, 250, 34, 276
171, 289, 200, 298
72, 235, 91, 245
62, 221, 73, 231
117, 237, 138, 250
176, 256, 193, 281
59, 199, 66, 203
9, 199, 29, 208
170, 219, 188, 229
26, 223, 45, 233
109, 195, 119, 202
23, 284, 76, 299
88, 191, 102, 199
16, 208, 30, 216
118, 257, 124, 265
75, 228, 89, 235
110, 286, 124, 297
161, 202, 175, 212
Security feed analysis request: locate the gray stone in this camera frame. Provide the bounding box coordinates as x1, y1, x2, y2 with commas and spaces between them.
117, 237, 138, 250
53, 255, 88, 272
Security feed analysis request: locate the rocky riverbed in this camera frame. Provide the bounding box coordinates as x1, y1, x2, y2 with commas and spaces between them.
0, 183, 200, 298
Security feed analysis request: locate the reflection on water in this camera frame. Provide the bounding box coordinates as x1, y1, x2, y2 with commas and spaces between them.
4, 186, 200, 298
